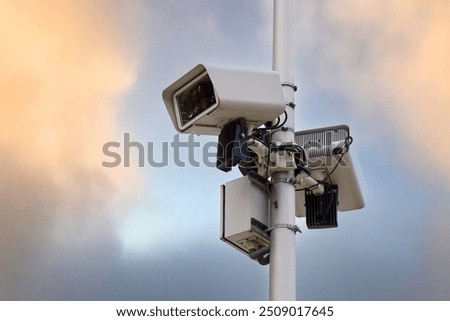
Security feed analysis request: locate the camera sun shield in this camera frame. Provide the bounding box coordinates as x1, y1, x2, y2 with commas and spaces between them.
163, 64, 286, 135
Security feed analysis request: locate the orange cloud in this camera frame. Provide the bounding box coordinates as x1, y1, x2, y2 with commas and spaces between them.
0, 0, 146, 298
0, 0, 143, 187
385, 2, 450, 176
294, 0, 450, 180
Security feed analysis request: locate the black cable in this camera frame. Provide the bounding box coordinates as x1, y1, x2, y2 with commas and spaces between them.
296, 136, 353, 191
317, 136, 353, 184
270, 110, 288, 130
271, 115, 281, 128
266, 163, 278, 209
323, 183, 336, 214
255, 111, 288, 132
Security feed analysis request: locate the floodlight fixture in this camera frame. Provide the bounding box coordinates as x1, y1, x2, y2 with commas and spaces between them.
162, 64, 286, 135
294, 125, 365, 223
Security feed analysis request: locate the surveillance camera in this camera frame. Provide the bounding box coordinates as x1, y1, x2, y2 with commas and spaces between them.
162, 64, 286, 135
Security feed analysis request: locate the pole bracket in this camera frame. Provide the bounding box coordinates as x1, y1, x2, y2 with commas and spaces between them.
266, 224, 301, 234
282, 82, 298, 92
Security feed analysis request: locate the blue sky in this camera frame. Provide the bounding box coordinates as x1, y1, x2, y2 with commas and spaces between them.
1, 0, 449, 300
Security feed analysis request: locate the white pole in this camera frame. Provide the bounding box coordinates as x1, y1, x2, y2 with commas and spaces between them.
269, 0, 296, 301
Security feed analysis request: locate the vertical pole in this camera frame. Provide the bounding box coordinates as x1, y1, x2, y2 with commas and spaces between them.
269, 0, 296, 301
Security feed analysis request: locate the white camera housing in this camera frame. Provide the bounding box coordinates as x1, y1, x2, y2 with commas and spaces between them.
162, 64, 286, 135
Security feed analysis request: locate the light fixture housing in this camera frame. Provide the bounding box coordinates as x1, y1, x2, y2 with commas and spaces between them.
162, 64, 286, 135
294, 125, 365, 218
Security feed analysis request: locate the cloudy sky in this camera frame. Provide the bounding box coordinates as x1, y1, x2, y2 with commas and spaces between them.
1, 0, 449, 300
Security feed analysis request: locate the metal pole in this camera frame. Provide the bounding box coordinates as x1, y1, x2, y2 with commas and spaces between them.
269, 0, 296, 301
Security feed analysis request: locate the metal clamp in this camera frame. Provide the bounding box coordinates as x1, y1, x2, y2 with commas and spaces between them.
272, 178, 297, 186
282, 82, 298, 92
266, 224, 301, 234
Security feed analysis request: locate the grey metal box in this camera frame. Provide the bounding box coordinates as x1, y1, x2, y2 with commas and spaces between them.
220, 176, 270, 256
